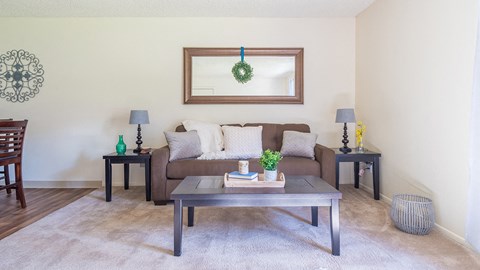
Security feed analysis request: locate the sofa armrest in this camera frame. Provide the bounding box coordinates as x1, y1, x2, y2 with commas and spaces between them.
314, 144, 336, 188
151, 145, 170, 204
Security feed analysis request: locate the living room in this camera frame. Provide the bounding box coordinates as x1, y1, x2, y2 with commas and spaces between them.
1, 0, 479, 269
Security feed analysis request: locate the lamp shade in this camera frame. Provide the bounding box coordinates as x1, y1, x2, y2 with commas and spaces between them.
129, 110, 150, 125
335, 108, 356, 123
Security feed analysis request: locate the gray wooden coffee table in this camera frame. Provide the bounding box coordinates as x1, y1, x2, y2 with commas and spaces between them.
170, 175, 342, 256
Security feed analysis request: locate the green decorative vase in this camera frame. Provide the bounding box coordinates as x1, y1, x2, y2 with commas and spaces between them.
116, 135, 126, 155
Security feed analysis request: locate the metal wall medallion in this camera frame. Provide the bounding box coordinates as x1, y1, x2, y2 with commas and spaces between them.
0, 49, 44, 103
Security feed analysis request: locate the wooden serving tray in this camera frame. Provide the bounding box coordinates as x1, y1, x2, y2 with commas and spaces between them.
224, 172, 285, 188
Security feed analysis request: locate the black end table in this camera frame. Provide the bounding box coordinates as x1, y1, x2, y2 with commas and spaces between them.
334, 148, 381, 200
102, 150, 151, 202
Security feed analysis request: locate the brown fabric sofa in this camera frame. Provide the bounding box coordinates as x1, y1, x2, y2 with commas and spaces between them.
151, 123, 336, 205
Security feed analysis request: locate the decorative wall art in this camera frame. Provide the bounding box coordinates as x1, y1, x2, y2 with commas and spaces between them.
0, 49, 44, 103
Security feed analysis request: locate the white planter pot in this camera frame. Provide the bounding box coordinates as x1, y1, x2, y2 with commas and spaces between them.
264, 169, 278, 182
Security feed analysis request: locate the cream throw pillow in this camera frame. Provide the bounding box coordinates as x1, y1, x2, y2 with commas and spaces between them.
222, 126, 263, 159
182, 120, 224, 154
280, 130, 318, 159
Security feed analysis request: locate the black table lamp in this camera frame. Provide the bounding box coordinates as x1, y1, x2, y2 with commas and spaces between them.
129, 110, 149, 153
335, 108, 356, 153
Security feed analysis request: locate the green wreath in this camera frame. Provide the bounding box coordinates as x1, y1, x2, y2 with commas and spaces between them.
231, 61, 253, 84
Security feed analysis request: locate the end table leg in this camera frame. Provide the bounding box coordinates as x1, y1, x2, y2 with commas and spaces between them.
145, 159, 151, 201
174, 200, 183, 256
105, 159, 112, 202
124, 164, 129, 190
354, 162, 360, 189
188, 207, 194, 227
311, 206, 318, 227
373, 157, 380, 200
330, 199, 340, 256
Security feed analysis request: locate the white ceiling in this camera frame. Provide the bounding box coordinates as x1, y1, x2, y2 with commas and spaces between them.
0, 0, 375, 17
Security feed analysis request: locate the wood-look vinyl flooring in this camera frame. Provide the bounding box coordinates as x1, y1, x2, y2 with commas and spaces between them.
0, 188, 95, 240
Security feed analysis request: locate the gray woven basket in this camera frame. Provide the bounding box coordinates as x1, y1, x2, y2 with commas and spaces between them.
390, 194, 435, 235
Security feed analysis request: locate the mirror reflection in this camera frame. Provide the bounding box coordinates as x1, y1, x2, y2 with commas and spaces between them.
192, 56, 296, 96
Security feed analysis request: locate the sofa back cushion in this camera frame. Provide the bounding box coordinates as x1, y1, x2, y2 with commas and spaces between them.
175, 123, 310, 151
175, 124, 241, 132
244, 123, 310, 151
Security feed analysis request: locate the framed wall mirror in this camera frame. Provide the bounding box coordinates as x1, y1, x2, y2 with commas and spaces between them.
184, 48, 304, 104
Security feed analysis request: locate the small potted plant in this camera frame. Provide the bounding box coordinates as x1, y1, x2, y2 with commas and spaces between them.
259, 149, 282, 181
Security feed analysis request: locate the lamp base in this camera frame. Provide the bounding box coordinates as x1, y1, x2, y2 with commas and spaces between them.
133, 124, 143, 154
340, 123, 352, 154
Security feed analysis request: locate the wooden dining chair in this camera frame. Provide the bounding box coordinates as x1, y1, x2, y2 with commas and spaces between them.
0, 164, 10, 194
0, 120, 28, 208
0, 119, 12, 194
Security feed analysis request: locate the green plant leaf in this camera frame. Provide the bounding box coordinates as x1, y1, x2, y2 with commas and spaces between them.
259, 149, 283, 171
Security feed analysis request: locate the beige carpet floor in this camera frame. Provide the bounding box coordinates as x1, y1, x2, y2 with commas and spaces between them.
0, 185, 479, 270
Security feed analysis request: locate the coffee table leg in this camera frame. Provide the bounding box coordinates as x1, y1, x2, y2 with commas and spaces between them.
174, 199, 183, 256
188, 207, 194, 227
330, 199, 340, 256
311, 206, 318, 227
335, 158, 340, 190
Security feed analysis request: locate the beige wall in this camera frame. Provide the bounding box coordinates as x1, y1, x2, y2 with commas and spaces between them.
356, 0, 478, 238
0, 18, 355, 186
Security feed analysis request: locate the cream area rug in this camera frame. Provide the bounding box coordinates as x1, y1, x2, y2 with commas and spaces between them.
0, 185, 479, 270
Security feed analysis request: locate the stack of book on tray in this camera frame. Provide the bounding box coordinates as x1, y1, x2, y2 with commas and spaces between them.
227, 171, 258, 181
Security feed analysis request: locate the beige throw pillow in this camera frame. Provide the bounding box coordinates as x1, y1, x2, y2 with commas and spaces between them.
222, 126, 263, 159
280, 130, 318, 159
182, 120, 224, 153
164, 130, 203, 161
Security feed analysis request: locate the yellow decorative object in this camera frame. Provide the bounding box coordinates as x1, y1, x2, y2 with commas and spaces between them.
356, 121, 366, 152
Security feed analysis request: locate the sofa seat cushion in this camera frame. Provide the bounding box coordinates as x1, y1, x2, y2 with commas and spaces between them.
166, 157, 320, 179
276, 157, 321, 177
167, 159, 260, 179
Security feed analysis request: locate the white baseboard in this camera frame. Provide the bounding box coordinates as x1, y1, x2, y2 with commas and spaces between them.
434, 223, 467, 245
358, 183, 470, 248
358, 183, 392, 203
24, 180, 102, 188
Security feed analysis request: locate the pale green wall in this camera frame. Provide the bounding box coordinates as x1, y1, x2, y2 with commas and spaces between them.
356, 0, 478, 239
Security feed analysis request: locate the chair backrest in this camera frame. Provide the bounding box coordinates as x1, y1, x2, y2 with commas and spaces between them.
0, 120, 28, 167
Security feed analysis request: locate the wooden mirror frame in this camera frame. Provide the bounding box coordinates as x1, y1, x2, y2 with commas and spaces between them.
184, 48, 304, 104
